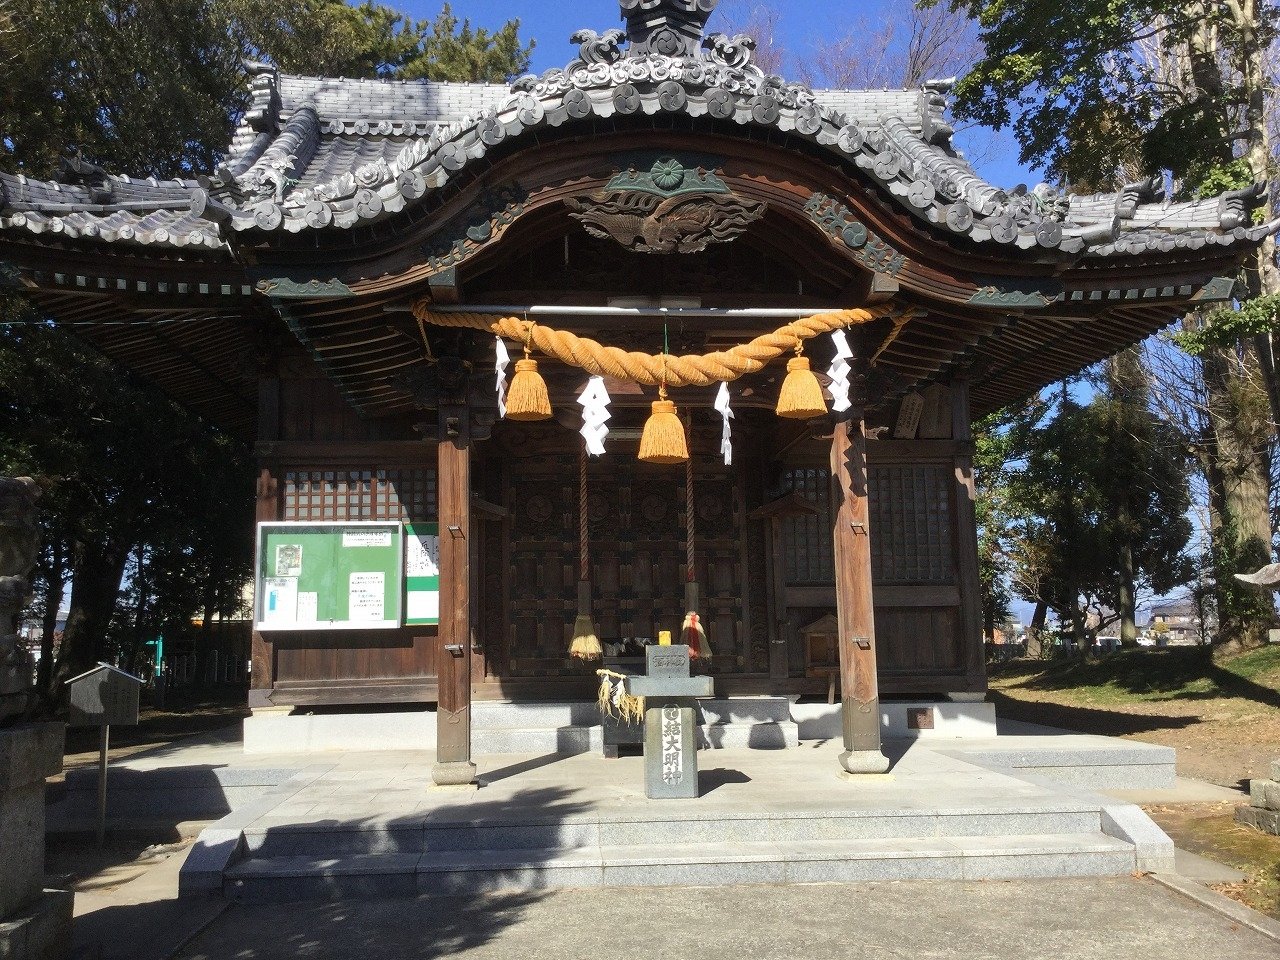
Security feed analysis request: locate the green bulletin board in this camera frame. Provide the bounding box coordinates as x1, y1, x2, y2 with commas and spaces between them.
256, 522, 403, 631
404, 523, 440, 626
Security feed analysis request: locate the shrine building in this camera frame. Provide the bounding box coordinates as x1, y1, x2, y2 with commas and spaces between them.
2, 0, 1274, 780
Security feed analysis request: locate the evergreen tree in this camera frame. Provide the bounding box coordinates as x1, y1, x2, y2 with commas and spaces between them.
929, 0, 1278, 650
0, 0, 533, 178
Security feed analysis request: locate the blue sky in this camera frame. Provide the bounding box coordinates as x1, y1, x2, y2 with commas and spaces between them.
399, 1, 1040, 188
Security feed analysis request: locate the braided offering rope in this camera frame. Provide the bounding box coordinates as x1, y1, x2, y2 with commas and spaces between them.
413, 305, 897, 388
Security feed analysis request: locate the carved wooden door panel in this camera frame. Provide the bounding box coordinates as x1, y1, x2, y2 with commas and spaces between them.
507, 461, 574, 677
587, 459, 685, 645
504, 453, 742, 677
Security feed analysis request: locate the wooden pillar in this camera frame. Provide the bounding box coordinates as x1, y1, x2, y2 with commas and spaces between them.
831, 410, 890, 774
950, 375, 988, 694
433, 419, 477, 786
248, 467, 277, 709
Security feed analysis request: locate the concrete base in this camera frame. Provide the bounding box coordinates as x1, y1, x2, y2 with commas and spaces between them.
0, 889, 73, 960
431, 761, 476, 787
243, 699, 801, 756
839, 749, 892, 774
792, 700, 998, 741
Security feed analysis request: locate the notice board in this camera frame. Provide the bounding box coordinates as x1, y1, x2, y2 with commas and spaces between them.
404, 523, 441, 626
256, 521, 403, 631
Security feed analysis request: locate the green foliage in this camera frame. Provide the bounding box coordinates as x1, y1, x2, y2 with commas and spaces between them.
991, 372, 1193, 637
0, 1, 533, 179
927, 0, 1277, 186
1210, 514, 1276, 648
0, 298, 255, 678
972, 400, 1049, 633
1169, 294, 1280, 355
239, 1, 532, 83
399, 5, 533, 83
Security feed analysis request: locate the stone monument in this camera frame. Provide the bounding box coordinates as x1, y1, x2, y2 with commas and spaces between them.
0, 476, 72, 960
628, 644, 713, 799
1236, 761, 1280, 835
1232, 563, 1280, 836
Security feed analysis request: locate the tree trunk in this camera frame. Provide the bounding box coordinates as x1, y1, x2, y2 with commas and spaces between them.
1202, 345, 1275, 654
1116, 515, 1138, 648
53, 539, 129, 691
37, 542, 66, 703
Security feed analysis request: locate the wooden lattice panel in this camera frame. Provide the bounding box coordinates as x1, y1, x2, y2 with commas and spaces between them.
282, 469, 436, 523
868, 465, 954, 584
779, 467, 835, 584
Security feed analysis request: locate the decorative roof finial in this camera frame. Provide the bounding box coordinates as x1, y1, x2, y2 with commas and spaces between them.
620, 0, 719, 58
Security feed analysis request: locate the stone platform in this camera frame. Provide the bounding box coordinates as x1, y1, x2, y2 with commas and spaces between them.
181, 736, 1176, 902
243, 697, 1008, 755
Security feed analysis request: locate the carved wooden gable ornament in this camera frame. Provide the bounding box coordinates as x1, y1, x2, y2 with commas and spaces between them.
566, 155, 766, 254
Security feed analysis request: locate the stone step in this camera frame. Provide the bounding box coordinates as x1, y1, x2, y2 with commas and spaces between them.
469, 698, 793, 731
223, 832, 1135, 901
241, 805, 1102, 858
471, 720, 798, 755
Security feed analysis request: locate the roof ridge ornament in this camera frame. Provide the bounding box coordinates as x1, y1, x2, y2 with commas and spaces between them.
620, 0, 718, 58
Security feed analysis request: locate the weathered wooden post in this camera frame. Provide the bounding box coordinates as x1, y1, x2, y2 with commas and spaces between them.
432, 366, 477, 787
831, 394, 890, 775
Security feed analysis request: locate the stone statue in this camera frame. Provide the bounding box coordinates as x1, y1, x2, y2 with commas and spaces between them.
0, 476, 40, 723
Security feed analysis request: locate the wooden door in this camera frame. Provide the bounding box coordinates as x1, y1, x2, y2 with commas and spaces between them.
504, 452, 742, 677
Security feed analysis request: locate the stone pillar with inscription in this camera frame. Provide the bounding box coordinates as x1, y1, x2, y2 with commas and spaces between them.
630, 645, 714, 799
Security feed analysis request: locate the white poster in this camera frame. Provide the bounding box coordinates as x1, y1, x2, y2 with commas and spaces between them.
406, 590, 440, 623
405, 531, 440, 578
348, 571, 386, 621
262, 577, 298, 624
342, 529, 393, 548
296, 592, 319, 623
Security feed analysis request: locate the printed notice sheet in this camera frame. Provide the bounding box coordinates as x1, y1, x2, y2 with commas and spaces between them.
405, 529, 440, 578
348, 571, 386, 621
342, 529, 393, 548
296, 591, 319, 623
262, 577, 298, 625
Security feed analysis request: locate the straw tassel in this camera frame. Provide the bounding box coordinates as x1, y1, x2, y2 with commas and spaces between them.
638, 386, 689, 464
569, 577, 602, 660
506, 357, 552, 421
506, 322, 552, 421
776, 352, 827, 419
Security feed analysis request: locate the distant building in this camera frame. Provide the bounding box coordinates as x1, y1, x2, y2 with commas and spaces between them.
1147, 601, 1205, 646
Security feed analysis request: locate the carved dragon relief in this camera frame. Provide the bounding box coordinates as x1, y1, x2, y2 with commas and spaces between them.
566, 156, 765, 254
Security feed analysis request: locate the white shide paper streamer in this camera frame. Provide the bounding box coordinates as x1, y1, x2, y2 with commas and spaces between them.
495, 337, 510, 418
827, 329, 853, 413
578, 375, 612, 456
714, 381, 734, 465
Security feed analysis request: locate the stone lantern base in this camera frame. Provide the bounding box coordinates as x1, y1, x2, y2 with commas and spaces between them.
0, 723, 72, 960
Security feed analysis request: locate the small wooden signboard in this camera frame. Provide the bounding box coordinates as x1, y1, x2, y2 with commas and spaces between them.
66, 664, 142, 846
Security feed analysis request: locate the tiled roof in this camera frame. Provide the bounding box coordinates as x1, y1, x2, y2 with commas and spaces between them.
1, 15, 1274, 259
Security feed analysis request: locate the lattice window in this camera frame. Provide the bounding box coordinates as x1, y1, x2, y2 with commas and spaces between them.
869, 465, 953, 583
282, 468, 436, 523
779, 467, 835, 583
